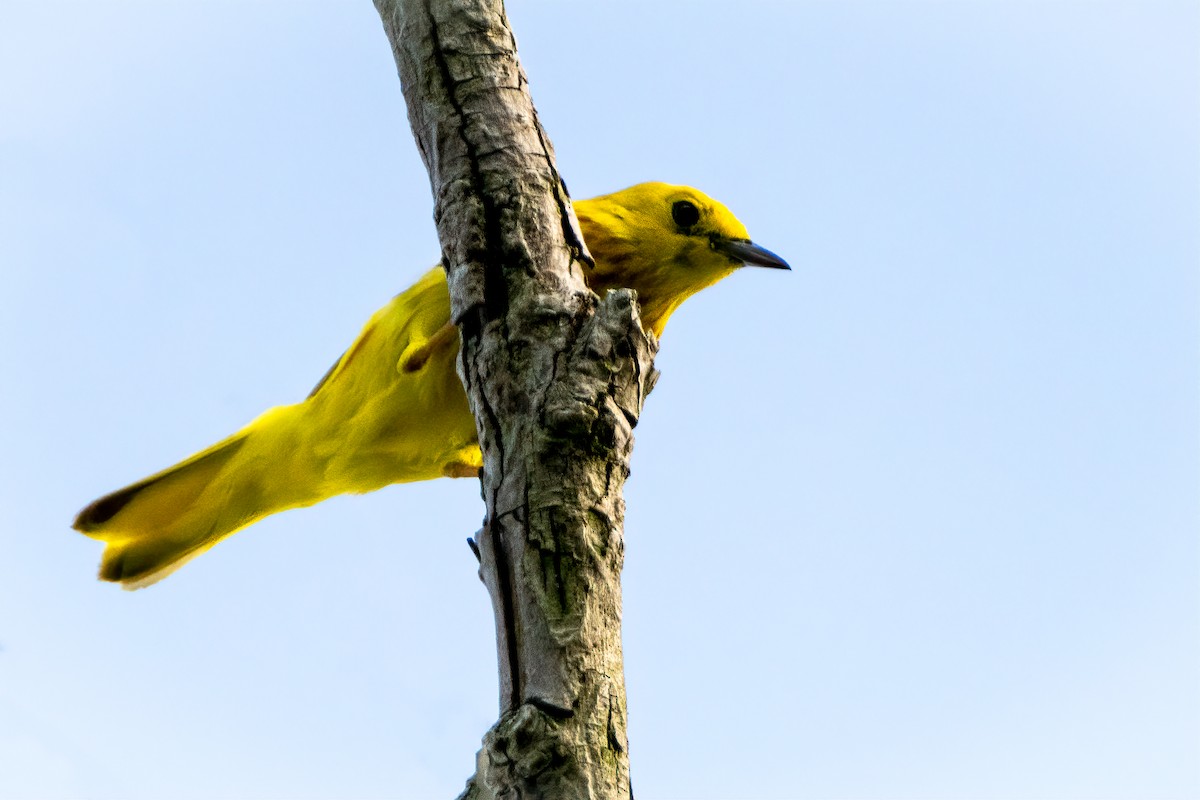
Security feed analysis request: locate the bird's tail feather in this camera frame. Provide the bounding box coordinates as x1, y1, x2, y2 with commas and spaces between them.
74, 406, 311, 589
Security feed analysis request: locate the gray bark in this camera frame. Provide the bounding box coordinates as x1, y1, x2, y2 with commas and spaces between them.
373, 1, 657, 797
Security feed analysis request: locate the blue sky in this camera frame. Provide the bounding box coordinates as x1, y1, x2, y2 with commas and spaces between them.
1, 1, 1197, 798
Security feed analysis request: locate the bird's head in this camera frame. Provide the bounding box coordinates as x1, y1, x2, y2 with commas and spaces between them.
575, 182, 789, 337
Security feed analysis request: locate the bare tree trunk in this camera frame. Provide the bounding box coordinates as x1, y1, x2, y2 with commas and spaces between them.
373, 1, 656, 797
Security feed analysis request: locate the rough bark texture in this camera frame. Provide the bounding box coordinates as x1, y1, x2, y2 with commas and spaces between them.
373, 1, 657, 797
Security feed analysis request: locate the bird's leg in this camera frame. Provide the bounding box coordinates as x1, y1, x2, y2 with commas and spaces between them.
441, 444, 484, 479
397, 320, 459, 373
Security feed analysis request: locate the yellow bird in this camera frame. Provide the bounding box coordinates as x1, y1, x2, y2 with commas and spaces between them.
74, 183, 789, 589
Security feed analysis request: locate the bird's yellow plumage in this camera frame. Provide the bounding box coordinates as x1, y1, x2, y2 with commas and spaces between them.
73, 183, 789, 588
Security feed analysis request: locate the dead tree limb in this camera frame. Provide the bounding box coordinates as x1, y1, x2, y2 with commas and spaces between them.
374, 1, 657, 797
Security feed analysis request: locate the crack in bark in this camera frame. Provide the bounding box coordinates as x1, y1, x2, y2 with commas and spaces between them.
489, 520, 522, 710
606, 697, 624, 755
527, 696, 573, 720
421, 0, 509, 321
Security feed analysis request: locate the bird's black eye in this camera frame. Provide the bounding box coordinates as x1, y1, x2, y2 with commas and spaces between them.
672, 200, 701, 229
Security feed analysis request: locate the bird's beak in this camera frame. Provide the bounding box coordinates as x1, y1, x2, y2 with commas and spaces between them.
712, 237, 791, 270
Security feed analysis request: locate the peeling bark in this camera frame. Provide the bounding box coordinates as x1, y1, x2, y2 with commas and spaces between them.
373, 1, 656, 797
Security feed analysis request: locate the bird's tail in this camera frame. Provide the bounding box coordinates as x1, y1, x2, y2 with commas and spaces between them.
73, 405, 314, 589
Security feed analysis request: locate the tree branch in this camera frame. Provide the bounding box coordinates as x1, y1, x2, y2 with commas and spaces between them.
373, 1, 656, 797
